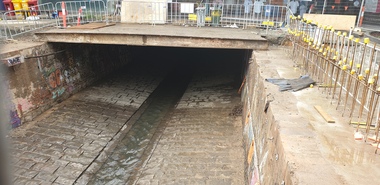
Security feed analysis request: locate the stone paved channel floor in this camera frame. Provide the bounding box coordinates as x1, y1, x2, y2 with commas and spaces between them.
0, 26, 276, 185
133, 62, 244, 184
8, 51, 245, 184
8, 64, 165, 184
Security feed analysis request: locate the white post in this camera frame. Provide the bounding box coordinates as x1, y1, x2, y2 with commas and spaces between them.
356, 0, 365, 27
322, 0, 326, 14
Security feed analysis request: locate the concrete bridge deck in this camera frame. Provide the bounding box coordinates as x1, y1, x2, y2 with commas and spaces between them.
35, 23, 269, 50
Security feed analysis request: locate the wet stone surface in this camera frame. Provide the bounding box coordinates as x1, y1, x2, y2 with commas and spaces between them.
134, 107, 244, 185
9, 66, 164, 184
132, 64, 245, 184
87, 68, 191, 184
9, 52, 245, 184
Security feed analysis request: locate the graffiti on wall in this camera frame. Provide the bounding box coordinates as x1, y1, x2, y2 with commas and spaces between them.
52, 87, 66, 99
30, 87, 52, 106
4, 47, 85, 129
48, 68, 62, 89
4, 55, 22, 67
46, 68, 65, 99
42, 58, 81, 100
1, 79, 21, 129
63, 66, 81, 94
10, 109, 21, 128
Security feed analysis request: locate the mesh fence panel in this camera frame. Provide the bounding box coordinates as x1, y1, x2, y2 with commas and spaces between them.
362, 0, 380, 27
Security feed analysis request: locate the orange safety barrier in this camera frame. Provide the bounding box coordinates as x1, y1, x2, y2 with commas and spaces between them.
62, 1, 66, 27
77, 8, 82, 26
359, 7, 365, 27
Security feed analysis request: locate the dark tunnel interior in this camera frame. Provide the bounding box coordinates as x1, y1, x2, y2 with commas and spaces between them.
127, 46, 252, 88
54, 43, 253, 91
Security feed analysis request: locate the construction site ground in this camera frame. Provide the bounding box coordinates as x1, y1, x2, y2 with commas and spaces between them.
256, 46, 380, 184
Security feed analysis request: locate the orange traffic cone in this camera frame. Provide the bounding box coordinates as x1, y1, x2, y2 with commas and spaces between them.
62, 1, 67, 28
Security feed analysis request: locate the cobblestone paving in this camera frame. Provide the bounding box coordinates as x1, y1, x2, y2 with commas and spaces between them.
134, 66, 244, 184
9, 55, 244, 184
9, 67, 164, 184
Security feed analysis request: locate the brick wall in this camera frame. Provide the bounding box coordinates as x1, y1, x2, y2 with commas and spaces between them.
242, 55, 292, 185
0, 43, 131, 129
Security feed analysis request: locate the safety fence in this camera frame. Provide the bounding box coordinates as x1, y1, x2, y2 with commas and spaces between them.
288, 16, 380, 148
0, 1, 292, 40
0, 0, 106, 40
301, 0, 380, 29
106, 0, 291, 28
1, 2, 56, 40
0, 12, 6, 40
55, 0, 107, 27
362, 0, 380, 28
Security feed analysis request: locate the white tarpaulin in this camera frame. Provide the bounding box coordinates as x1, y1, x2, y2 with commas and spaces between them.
180, 3, 194, 14
121, 0, 167, 24
365, 0, 380, 13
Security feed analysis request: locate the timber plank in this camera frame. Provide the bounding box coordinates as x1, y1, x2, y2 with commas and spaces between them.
314, 105, 335, 123
68, 23, 115, 29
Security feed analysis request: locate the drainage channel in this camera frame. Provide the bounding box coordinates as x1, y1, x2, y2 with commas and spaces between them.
87, 67, 193, 184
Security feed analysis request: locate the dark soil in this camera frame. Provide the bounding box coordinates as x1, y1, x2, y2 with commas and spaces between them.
370, 31, 380, 38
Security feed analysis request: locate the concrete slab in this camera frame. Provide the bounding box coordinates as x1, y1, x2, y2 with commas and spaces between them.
0, 41, 45, 54
35, 23, 268, 50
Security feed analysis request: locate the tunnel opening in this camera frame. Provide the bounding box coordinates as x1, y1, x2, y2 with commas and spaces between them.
69, 44, 251, 183
119, 46, 251, 88
7, 42, 253, 184
56, 44, 252, 183
131, 47, 252, 86
52, 43, 252, 96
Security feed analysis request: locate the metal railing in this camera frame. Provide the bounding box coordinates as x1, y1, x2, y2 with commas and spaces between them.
106, 0, 291, 28
0, 12, 7, 40
55, 0, 107, 27
220, 3, 290, 28
0, 1, 292, 39
287, 17, 380, 144
1, 3, 56, 40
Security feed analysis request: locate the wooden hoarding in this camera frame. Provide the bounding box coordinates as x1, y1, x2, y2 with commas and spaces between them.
303, 14, 357, 30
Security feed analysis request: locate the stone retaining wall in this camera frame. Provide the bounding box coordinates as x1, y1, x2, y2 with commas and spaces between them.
1, 43, 131, 129
242, 54, 293, 185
